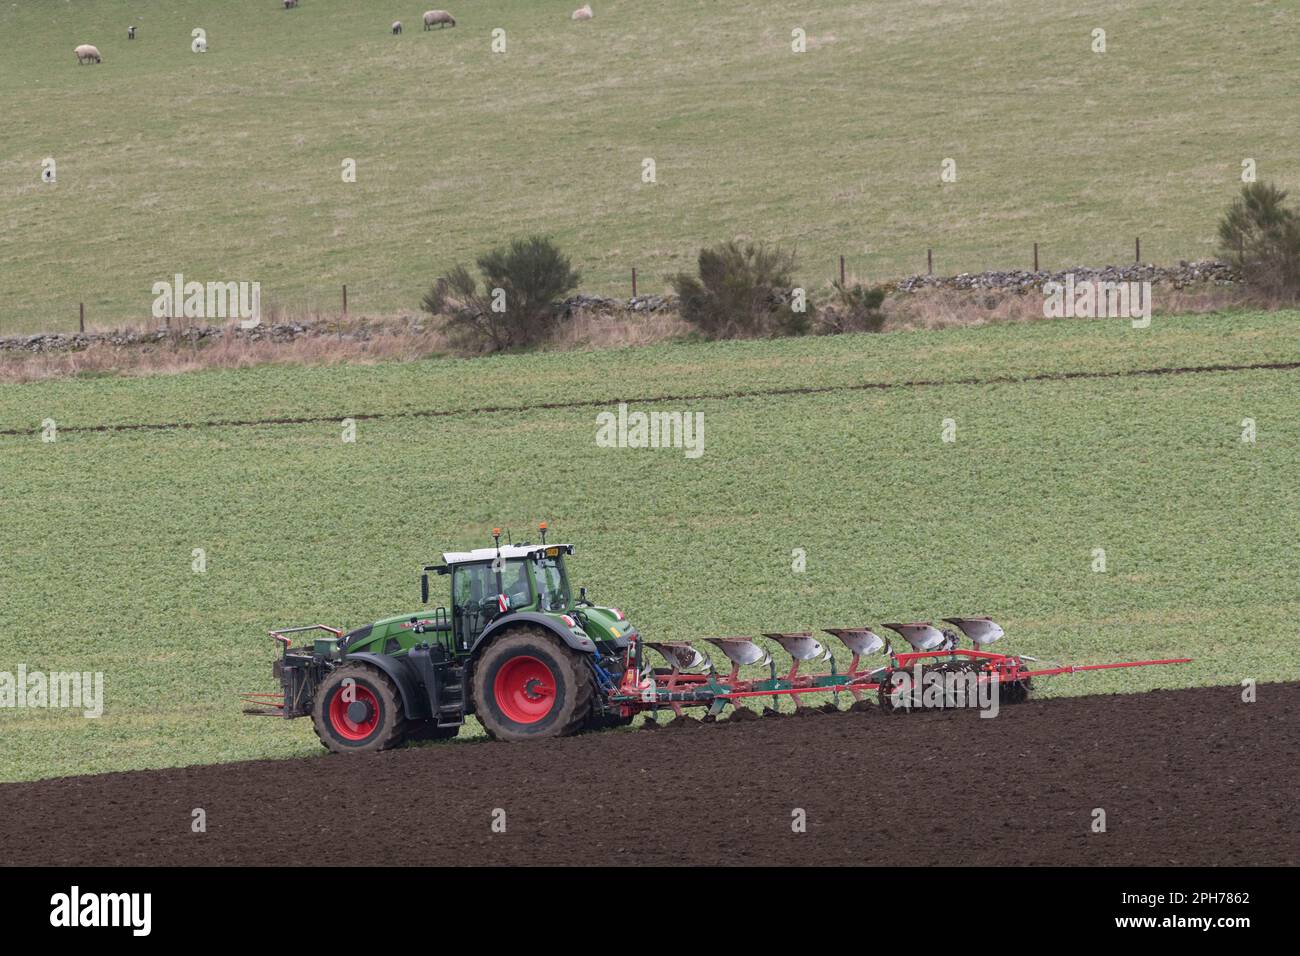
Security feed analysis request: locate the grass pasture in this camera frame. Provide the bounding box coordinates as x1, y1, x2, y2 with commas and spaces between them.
2, 0, 1298, 332
1, 310, 1298, 782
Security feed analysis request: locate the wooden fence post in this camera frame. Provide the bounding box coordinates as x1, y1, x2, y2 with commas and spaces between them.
342, 284, 348, 316
839, 255, 846, 286
79, 302, 85, 333
632, 267, 637, 298
1135, 236, 1141, 263
927, 249, 933, 275
1033, 242, 1039, 272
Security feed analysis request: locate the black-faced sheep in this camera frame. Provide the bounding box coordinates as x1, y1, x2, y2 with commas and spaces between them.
392, 21, 403, 35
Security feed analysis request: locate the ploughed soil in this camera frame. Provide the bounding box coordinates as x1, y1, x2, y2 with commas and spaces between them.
2, 683, 1296, 866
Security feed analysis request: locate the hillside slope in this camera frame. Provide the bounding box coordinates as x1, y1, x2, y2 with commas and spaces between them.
2, 0, 1295, 331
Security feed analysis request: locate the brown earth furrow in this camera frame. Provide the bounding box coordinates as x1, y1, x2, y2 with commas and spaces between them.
1, 683, 1296, 866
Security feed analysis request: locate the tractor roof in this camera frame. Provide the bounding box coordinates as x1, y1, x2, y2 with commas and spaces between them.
440, 543, 573, 565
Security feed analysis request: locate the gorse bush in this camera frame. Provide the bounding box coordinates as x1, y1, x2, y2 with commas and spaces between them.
422, 236, 581, 352
816, 280, 887, 334
1217, 182, 1300, 303
669, 240, 811, 339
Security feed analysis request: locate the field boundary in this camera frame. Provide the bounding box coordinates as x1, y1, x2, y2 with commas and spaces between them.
4, 359, 1298, 438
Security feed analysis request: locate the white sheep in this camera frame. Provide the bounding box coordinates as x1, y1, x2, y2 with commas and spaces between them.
392, 20, 403, 34
572, 4, 593, 20
423, 10, 455, 29
74, 44, 103, 64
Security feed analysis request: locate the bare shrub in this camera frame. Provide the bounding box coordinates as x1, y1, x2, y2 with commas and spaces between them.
815, 280, 887, 334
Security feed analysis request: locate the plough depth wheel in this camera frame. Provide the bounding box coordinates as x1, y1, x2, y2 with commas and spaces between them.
472, 626, 594, 741
877, 660, 989, 713
998, 672, 1032, 705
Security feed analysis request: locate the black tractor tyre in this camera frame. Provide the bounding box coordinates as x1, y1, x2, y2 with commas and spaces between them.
312, 663, 408, 753
405, 721, 461, 743
471, 626, 595, 742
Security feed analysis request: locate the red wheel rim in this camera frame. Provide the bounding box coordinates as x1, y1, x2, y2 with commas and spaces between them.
328, 684, 381, 740
493, 655, 556, 724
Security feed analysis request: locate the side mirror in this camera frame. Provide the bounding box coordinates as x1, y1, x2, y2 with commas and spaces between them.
420, 574, 429, 604
579, 586, 588, 602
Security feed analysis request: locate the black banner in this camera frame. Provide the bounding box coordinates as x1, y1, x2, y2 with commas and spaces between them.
0, 867, 1280, 941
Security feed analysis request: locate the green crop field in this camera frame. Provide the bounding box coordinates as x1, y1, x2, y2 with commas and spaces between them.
2, 0, 1296, 333
1, 310, 1298, 782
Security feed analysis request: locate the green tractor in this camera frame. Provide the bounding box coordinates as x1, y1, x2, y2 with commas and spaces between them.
244, 527, 637, 751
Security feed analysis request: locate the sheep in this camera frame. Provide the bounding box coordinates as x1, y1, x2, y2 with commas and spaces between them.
423, 10, 455, 29
127, 26, 136, 40
572, 4, 593, 20
74, 44, 103, 65
392, 20, 402, 35
282, 0, 299, 8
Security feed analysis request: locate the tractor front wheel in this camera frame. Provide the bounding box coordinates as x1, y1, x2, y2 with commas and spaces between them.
471, 627, 594, 741
312, 663, 408, 753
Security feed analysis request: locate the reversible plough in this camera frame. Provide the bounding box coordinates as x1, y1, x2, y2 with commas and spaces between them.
243, 527, 1192, 752
617, 618, 1191, 718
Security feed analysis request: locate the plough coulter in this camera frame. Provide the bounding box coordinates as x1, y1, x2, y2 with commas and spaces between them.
242, 527, 1191, 752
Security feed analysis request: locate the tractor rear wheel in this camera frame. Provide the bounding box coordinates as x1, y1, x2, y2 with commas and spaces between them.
312, 663, 408, 753
471, 627, 594, 742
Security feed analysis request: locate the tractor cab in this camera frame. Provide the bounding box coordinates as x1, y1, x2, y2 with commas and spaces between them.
418, 528, 636, 659
428, 541, 577, 651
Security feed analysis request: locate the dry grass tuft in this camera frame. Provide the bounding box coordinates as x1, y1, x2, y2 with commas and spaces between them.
0, 317, 450, 383
550, 307, 692, 351
882, 284, 1248, 332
